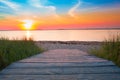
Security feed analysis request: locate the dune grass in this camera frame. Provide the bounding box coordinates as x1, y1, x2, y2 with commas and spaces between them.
0, 37, 44, 70
90, 34, 120, 67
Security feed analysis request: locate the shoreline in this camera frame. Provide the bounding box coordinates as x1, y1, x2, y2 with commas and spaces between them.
35, 41, 103, 53
35, 41, 103, 45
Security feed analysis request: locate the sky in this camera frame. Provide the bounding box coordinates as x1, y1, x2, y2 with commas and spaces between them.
0, 0, 120, 30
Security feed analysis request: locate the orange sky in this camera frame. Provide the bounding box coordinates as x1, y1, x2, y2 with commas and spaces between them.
0, 9, 119, 30
0, 0, 120, 30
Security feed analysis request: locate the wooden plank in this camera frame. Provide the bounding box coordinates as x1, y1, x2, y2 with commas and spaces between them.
7, 62, 115, 69
19, 57, 107, 63
1, 66, 120, 75
0, 74, 120, 80
19, 49, 108, 62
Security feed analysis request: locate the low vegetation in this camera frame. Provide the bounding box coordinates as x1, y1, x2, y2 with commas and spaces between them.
0, 37, 43, 70
90, 34, 120, 67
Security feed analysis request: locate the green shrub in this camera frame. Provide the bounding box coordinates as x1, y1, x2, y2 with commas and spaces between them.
0, 37, 44, 70
90, 34, 120, 67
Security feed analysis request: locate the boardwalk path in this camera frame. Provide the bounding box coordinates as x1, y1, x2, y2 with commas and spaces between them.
0, 49, 120, 80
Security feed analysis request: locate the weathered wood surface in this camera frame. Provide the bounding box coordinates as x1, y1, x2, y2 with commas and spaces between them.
0, 49, 120, 80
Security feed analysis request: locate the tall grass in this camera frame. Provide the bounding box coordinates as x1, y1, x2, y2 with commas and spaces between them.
0, 37, 43, 70
90, 34, 120, 67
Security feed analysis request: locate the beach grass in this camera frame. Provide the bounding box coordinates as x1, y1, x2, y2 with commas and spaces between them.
90, 34, 120, 67
0, 37, 44, 70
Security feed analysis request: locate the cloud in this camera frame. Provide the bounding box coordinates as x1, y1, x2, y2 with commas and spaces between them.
0, 0, 21, 19
68, 0, 81, 17
0, 0, 20, 11
29, 0, 42, 8
29, 0, 59, 17
0, 0, 59, 19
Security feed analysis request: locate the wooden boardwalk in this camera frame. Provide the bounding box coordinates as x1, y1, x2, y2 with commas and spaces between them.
0, 49, 120, 80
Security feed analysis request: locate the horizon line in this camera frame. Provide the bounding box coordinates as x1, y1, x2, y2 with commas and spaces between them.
0, 28, 120, 31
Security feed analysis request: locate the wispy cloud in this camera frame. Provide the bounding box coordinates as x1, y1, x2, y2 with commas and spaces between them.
0, 0, 20, 11
29, 0, 42, 8
68, 0, 81, 17
29, 0, 59, 17
0, 0, 21, 19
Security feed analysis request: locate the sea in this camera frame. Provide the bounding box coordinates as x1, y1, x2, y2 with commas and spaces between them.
0, 29, 120, 41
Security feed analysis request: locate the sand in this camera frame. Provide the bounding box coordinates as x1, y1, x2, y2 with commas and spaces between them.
35, 41, 103, 53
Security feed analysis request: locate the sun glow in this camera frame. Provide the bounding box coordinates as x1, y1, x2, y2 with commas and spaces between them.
22, 19, 34, 30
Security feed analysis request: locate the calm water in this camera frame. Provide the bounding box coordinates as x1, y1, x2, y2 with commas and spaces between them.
0, 30, 120, 41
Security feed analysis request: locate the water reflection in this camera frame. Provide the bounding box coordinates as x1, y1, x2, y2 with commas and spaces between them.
25, 30, 32, 40
0, 30, 119, 41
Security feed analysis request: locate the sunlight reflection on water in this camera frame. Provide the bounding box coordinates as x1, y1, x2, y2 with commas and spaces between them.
25, 30, 32, 40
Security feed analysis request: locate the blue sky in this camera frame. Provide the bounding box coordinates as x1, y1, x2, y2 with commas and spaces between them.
0, 0, 120, 15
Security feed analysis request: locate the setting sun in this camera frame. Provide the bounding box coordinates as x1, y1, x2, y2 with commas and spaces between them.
22, 19, 34, 30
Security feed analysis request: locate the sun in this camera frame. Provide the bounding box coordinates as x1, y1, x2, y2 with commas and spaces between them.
22, 19, 34, 30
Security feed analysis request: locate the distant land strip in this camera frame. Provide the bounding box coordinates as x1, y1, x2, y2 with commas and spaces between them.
0, 28, 120, 31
